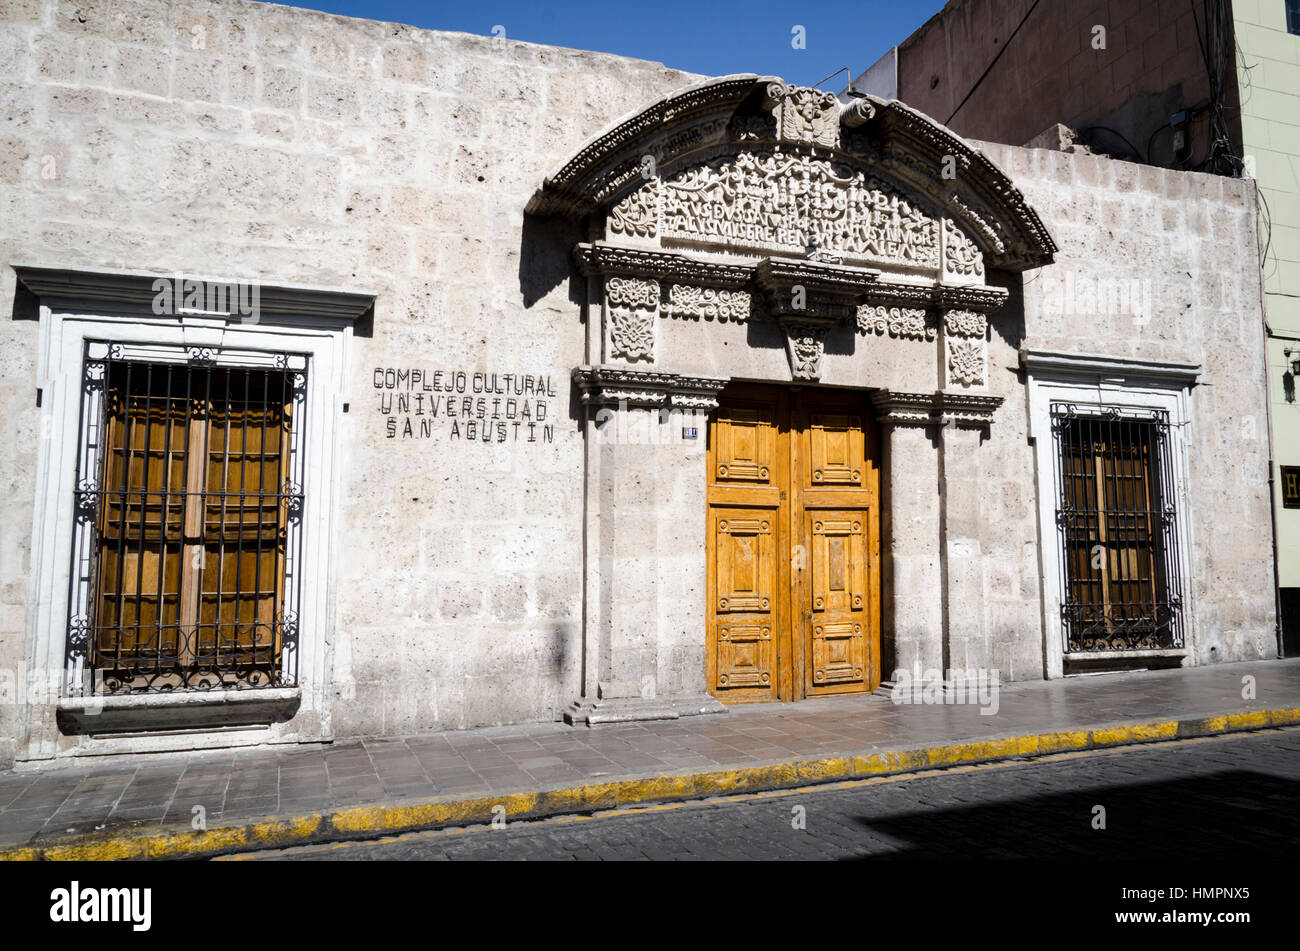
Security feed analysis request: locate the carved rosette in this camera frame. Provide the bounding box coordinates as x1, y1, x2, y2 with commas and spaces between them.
943, 309, 987, 337
609, 310, 655, 362
663, 284, 751, 322
856, 305, 936, 341
946, 337, 986, 388
605, 276, 659, 363
781, 321, 831, 381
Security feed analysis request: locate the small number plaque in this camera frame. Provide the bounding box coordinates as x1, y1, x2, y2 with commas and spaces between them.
1283, 465, 1300, 509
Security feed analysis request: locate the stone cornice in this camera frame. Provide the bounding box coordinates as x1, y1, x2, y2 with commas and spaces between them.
870, 389, 1005, 428
576, 242, 1010, 317
11, 263, 377, 323
572, 365, 729, 410
755, 258, 882, 323
528, 74, 777, 219
1019, 348, 1201, 386
574, 243, 753, 287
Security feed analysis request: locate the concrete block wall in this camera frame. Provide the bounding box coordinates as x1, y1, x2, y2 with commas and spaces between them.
893, 0, 1216, 159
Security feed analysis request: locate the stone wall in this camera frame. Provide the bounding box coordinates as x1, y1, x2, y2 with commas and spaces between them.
0, 0, 1277, 767
0, 0, 702, 763
980, 141, 1276, 666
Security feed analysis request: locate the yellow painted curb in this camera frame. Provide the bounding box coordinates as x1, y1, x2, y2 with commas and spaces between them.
2, 706, 1296, 862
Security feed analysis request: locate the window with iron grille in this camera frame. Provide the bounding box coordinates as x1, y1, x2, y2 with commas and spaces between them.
67, 343, 307, 693
1050, 404, 1185, 653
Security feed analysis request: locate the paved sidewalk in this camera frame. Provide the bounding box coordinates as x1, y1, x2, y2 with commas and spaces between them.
2, 658, 1298, 860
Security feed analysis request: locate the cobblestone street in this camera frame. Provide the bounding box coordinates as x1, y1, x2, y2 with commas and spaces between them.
236, 726, 1300, 861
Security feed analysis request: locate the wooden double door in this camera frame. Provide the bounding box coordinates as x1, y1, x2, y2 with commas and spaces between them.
706, 384, 881, 703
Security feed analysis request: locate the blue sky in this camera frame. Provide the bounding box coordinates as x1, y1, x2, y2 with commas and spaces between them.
278, 0, 948, 87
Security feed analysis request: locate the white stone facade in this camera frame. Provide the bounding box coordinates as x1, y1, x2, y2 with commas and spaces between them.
0, 0, 1277, 766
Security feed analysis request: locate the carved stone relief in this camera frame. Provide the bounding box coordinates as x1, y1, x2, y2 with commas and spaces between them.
856, 305, 936, 340
943, 309, 987, 337
775, 86, 840, 147
609, 309, 655, 362
662, 284, 752, 322
609, 188, 657, 239
782, 321, 831, 381
606, 276, 659, 310
573, 365, 728, 410
943, 217, 985, 281
947, 337, 986, 388
605, 276, 659, 363
609, 150, 940, 270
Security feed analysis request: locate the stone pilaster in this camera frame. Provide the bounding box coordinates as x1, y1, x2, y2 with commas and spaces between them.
872, 390, 1002, 692
873, 405, 944, 684
940, 424, 987, 672
566, 366, 728, 725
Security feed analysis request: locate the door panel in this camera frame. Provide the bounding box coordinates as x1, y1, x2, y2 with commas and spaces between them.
806, 510, 870, 692
706, 387, 787, 703
707, 385, 880, 703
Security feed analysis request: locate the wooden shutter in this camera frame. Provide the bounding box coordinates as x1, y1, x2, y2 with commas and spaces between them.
1054, 407, 1181, 652
92, 361, 293, 689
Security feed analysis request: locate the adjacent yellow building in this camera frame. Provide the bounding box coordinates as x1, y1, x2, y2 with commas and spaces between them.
1239, 0, 1300, 653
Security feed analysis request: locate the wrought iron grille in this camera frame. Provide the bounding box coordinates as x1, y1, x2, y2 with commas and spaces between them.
1050, 403, 1184, 653
66, 343, 306, 694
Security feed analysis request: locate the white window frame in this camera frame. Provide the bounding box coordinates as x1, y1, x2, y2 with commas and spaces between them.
1023, 349, 1199, 679
15, 265, 373, 761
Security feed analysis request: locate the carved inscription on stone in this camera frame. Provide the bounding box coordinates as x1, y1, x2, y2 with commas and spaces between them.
374, 368, 556, 443
614, 151, 939, 268
856, 305, 936, 340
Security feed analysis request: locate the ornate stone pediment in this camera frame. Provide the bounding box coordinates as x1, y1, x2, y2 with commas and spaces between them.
528, 75, 1056, 272
538, 75, 1051, 386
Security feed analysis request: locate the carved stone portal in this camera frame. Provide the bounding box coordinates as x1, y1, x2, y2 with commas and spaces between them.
530, 75, 1055, 725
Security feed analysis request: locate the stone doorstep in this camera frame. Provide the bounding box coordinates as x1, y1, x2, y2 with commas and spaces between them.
563, 695, 727, 726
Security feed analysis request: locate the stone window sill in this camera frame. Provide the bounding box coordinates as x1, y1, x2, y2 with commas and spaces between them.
57, 687, 301, 736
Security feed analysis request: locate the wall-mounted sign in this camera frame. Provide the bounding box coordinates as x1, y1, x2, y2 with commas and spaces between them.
682, 426, 698, 440
1283, 466, 1300, 509
374, 367, 556, 443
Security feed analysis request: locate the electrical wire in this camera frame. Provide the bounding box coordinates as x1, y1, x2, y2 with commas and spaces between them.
1258, 182, 1274, 274
945, 0, 1042, 126
1076, 125, 1146, 163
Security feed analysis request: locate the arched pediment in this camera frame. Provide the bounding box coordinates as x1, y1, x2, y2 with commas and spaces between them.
527, 75, 1056, 272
